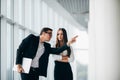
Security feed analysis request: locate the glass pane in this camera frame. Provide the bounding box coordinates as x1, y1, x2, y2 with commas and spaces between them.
7, 23, 13, 80
75, 50, 88, 80
42, 1, 48, 26
33, 0, 41, 33
59, 16, 64, 27
18, 28, 25, 44
48, 7, 54, 27
25, 0, 32, 29
14, 0, 24, 24
13, 28, 25, 80
19, 0, 24, 25
7, 0, 11, 18
54, 12, 59, 28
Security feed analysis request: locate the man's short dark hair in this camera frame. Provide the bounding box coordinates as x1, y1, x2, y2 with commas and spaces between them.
40, 27, 53, 35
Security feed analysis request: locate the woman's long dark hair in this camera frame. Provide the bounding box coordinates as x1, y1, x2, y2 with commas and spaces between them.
56, 28, 71, 57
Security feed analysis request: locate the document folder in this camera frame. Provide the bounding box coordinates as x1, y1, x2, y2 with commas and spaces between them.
13, 57, 32, 74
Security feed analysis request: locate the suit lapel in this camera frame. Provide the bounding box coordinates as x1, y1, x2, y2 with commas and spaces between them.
32, 36, 40, 58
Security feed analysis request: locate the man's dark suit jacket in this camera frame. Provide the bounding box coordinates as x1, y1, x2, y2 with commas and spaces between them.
16, 34, 69, 77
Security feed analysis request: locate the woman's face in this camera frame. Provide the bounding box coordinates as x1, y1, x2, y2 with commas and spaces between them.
57, 30, 64, 41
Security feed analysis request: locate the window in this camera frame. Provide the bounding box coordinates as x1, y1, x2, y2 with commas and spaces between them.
7, 0, 12, 19
42, 1, 48, 26
6, 23, 14, 80
25, 0, 32, 29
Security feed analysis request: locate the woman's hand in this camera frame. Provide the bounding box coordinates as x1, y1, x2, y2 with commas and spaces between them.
67, 35, 78, 46
60, 56, 69, 62
62, 56, 68, 60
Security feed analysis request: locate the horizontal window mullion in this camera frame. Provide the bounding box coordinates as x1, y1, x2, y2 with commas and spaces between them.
1, 14, 37, 34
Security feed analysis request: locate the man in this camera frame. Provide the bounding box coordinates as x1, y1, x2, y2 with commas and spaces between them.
16, 27, 78, 80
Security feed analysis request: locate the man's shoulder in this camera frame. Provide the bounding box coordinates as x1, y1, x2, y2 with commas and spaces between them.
23, 34, 39, 41
44, 42, 51, 46
26, 34, 38, 38
27, 34, 36, 37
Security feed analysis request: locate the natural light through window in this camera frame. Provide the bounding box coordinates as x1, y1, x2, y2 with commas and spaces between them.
75, 31, 88, 65
72, 30, 88, 80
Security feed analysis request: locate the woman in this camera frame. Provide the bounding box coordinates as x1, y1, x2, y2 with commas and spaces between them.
53, 28, 74, 80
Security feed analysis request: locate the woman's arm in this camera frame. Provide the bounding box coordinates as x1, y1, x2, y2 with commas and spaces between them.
52, 46, 75, 62
62, 46, 74, 62
68, 46, 74, 62
50, 35, 78, 54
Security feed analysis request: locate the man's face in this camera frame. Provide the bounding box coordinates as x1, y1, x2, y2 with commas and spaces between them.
44, 30, 52, 41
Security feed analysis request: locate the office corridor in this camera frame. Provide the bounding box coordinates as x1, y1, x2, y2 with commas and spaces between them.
0, 0, 120, 80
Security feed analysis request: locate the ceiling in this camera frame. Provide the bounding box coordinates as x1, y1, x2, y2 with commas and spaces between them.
56, 0, 89, 30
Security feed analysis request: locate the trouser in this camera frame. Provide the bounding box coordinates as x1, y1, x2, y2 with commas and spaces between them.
54, 61, 73, 80
21, 67, 39, 80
